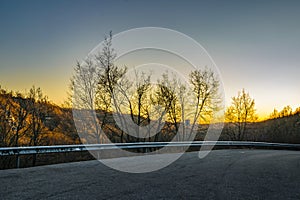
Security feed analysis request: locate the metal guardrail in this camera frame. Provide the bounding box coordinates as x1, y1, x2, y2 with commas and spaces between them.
1, 141, 300, 156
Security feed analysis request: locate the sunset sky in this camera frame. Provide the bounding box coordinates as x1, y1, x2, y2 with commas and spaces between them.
0, 0, 299, 119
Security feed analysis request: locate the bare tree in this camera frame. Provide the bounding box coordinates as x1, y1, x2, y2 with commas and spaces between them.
114, 70, 152, 142
177, 81, 192, 141
95, 31, 127, 142
189, 68, 221, 139
71, 58, 102, 143
225, 89, 257, 140
71, 31, 127, 143
12, 93, 31, 147
0, 88, 15, 147
27, 86, 49, 166
155, 73, 182, 141
0, 90, 34, 148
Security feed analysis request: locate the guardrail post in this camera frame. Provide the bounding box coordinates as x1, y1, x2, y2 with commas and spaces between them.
16, 155, 20, 168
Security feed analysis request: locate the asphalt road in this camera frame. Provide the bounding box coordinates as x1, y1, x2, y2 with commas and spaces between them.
1, 150, 300, 200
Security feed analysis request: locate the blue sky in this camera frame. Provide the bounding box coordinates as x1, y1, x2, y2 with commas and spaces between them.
0, 0, 299, 118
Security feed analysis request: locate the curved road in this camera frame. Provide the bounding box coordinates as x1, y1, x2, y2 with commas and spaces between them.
1, 150, 300, 199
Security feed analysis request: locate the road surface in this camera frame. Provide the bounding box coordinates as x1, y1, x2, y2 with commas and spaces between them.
1, 150, 300, 199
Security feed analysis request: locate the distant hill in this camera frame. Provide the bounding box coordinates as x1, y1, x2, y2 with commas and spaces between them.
1, 89, 300, 147
221, 112, 300, 143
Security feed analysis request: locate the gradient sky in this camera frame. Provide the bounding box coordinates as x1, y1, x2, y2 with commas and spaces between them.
0, 0, 299, 119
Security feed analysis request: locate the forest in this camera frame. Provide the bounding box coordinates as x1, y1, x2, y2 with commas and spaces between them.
0, 85, 299, 149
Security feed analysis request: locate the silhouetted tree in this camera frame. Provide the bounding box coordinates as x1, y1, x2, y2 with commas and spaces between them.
294, 107, 300, 115
113, 70, 153, 142
71, 31, 127, 143
12, 93, 31, 147
27, 86, 49, 166
0, 88, 15, 147
225, 89, 257, 140
279, 105, 293, 118
269, 108, 280, 119
155, 73, 182, 141
189, 68, 221, 138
